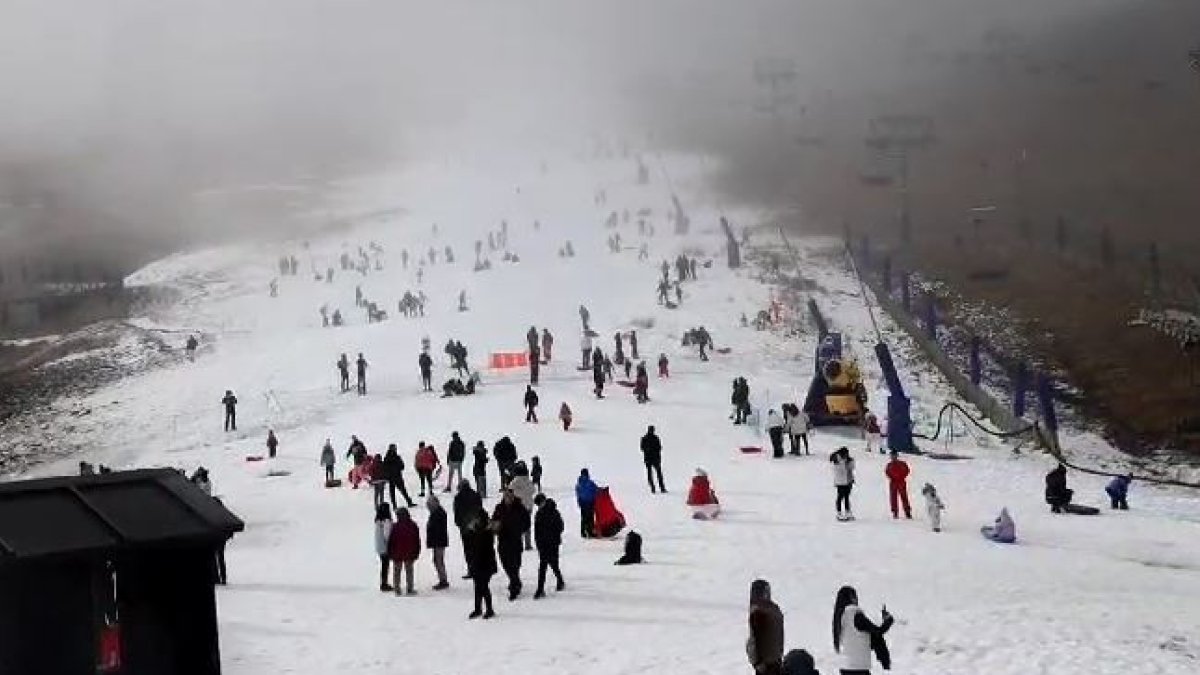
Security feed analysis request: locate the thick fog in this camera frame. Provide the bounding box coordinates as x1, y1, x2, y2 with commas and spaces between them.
0, 0, 1157, 271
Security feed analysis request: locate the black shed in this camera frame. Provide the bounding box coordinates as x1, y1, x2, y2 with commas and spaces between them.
0, 468, 244, 675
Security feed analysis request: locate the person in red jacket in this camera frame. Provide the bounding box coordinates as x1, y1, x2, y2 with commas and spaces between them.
387, 507, 421, 595
686, 468, 720, 520
885, 451, 913, 519
415, 442, 440, 497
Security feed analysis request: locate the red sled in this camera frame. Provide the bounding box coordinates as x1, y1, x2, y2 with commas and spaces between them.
740, 446, 764, 454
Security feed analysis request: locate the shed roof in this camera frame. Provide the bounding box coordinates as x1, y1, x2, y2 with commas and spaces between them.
0, 468, 243, 565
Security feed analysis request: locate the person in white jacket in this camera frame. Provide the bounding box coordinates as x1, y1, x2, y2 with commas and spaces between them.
833, 585, 893, 674
783, 404, 810, 455
830, 447, 856, 521
374, 503, 394, 592
766, 410, 786, 458
921, 482, 945, 532
508, 462, 537, 551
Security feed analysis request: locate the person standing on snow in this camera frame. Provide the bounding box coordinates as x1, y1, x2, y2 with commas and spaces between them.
337, 353, 350, 393
453, 480, 483, 578
185, 334, 199, 361
579, 304, 591, 332
472, 442, 489, 496
266, 430, 279, 459
387, 507, 421, 595
414, 442, 440, 497
921, 483, 945, 532
508, 463, 536, 550
531, 456, 543, 493
885, 451, 913, 519
491, 488, 530, 601
658, 353, 670, 378
732, 378, 750, 424
1106, 474, 1132, 510
575, 468, 599, 538
767, 409, 786, 458
696, 326, 712, 361
640, 425, 667, 493
614, 332, 625, 365
581, 331, 594, 369
493, 436, 518, 491
464, 507, 497, 619
445, 432, 466, 492
558, 402, 573, 431
592, 350, 606, 399
529, 344, 541, 385
864, 412, 883, 454
532, 494, 566, 599
418, 351, 433, 392
628, 330, 639, 360
221, 390, 238, 431
374, 503, 395, 592
426, 495, 450, 590
356, 353, 369, 395
783, 404, 810, 455
526, 326, 539, 354
747, 579, 785, 675
832, 586, 893, 674
831, 447, 857, 521
383, 443, 416, 508
633, 362, 650, 403
541, 328, 554, 363
320, 439, 336, 483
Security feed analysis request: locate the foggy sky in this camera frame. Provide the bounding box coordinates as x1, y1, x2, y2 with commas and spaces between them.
0, 0, 1141, 268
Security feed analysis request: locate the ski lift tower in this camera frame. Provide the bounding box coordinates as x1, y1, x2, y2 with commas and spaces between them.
753, 58, 798, 130
866, 115, 935, 245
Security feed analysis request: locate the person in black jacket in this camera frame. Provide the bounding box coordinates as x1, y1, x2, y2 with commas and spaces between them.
337, 354, 350, 392
453, 480, 484, 579
529, 344, 541, 385
491, 489, 530, 601
356, 353, 368, 395
592, 348, 606, 398
493, 436, 518, 491
1045, 463, 1073, 513
640, 425, 666, 493
426, 495, 450, 590
524, 385, 540, 423
532, 494, 565, 599
383, 444, 416, 508
472, 442, 489, 496
748, 579, 785, 675
464, 507, 497, 619
222, 390, 238, 431
444, 432, 466, 492
418, 351, 434, 391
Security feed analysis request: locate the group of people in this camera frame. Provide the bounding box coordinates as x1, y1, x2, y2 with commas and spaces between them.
336, 353, 369, 395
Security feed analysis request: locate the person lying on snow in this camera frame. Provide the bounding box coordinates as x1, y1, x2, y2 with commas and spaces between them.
981, 507, 1016, 543
687, 468, 721, 520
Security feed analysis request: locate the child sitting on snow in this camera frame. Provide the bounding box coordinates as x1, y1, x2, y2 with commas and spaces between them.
921, 482, 945, 532
980, 507, 1016, 543
686, 468, 721, 520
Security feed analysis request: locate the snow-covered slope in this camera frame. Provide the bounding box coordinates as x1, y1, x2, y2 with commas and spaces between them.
12, 152, 1200, 674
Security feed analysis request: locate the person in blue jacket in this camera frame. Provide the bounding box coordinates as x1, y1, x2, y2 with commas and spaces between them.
1106, 474, 1132, 510
575, 468, 599, 538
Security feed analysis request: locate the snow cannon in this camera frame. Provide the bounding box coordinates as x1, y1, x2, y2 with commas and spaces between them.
803, 332, 867, 426
874, 341, 916, 454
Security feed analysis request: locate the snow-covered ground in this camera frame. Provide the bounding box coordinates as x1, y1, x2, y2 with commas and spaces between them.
9, 151, 1200, 674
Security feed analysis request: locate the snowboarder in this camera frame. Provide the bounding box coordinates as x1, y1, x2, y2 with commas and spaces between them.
658, 353, 669, 378
266, 430, 279, 459
747, 579, 785, 675
320, 439, 336, 483
374, 503, 394, 592
414, 442, 441, 497
885, 451, 913, 519
491, 489, 529, 600
1106, 474, 1132, 510
337, 354, 350, 392
833, 586, 893, 673
419, 351, 433, 391
831, 447, 856, 521
356, 353, 368, 395
981, 507, 1017, 543
221, 390, 238, 432
472, 443, 489, 496
541, 329, 554, 363
575, 468, 599, 538
922, 482, 945, 532
559, 402, 573, 431
426, 495, 450, 590
532, 494, 566, 599
445, 432, 466, 492
766, 409, 785, 458
464, 507, 497, 619
640, 425, 666, 493
387, 507, 421, 595
383, 443, 416, 508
